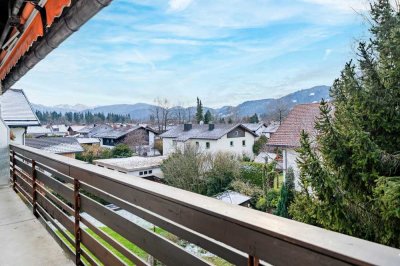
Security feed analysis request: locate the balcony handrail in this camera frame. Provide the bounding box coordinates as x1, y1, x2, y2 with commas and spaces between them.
9, 143, 400, 266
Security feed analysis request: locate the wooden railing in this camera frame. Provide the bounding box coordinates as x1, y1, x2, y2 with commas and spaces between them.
9, 144, 400, 266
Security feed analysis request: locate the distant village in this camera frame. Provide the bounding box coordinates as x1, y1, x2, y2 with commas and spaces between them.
1, 88, 321, 210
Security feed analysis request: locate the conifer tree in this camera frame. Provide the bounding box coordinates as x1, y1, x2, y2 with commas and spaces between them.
289, 1, 400, 247
196, 97, 204, 123
275, 167, 295, 218
204, 110, 213, 124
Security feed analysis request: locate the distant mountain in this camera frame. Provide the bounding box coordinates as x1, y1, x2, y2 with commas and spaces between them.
32, 103, 90, 113
218, 85, 330, 118
32, 85, 330, 121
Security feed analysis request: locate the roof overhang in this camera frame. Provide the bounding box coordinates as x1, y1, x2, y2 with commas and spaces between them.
0, 0, 112, 92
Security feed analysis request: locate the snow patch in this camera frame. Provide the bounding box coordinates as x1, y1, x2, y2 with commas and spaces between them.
309, 92, 315, 96
292, 99, 297, 103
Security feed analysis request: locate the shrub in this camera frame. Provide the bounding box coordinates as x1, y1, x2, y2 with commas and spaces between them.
252, 135, 268, 155
111, 144, 133, 158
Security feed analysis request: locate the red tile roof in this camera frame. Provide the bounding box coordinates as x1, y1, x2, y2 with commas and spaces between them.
267, 103, 321, 148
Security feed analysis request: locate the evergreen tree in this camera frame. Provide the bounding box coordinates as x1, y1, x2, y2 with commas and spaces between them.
196, 97, 204, 123
249, 113, 259, 123
275, 167, 295, 218
204, 110, 213, 124
289, 1, 400, 247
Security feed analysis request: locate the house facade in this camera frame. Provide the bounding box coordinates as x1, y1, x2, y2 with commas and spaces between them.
160, 123, 257, 157
0, 89, 40, 145
267, 103, 321, 190
93, 125, 157, 151
94, 156, 167, 181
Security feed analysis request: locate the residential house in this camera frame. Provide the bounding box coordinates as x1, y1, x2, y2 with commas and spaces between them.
160, 123, 257, 157
242, 123, 268, 138
49, 124, 69, 137
93, 125, 157, 151
78, 124, 112, 138
76, 138, 100, 146
94, 156, 167, 182
267, 103, 321, 189
27, 126, 53, 138
264, 121, 280, 138
67, 125, 86, 136
25, 137, 84, 158
0, 89, 40, 145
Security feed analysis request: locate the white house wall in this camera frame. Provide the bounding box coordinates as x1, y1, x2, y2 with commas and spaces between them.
283, 148, 301, 190
10, 127, 26, 145
149, 131, 155, 147
162, 131, 255, 158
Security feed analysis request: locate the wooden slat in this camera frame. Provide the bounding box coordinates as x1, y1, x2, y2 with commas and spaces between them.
80, 215, 149, 266
13, 151, 32, 165
14, 157, 31, 175
36, 182, 74, 216
81, 249, 100, 266
80, 182, 247, 265
36, 170, 73, 204
35, 205, 76, 263
36, 161, 74, 184
36, 204, 75, 247
10, 144, 400, 266
15, 170, 33, 191
80, 229, 126, 266
36, 192, 74, 233
15, 167, 32, 183
80, 195, 211, 266
14, 182, 33, 205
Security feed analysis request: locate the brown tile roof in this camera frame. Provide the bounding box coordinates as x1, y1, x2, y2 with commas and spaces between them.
267, 103, 321, 148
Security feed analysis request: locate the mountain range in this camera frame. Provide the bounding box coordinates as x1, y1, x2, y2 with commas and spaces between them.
32, 85, 330, 121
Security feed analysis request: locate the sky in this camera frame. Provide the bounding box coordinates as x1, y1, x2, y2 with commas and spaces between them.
15, 0, 372, 108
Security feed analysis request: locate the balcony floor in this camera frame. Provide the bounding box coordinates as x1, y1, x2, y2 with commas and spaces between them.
0, 186, 73, 266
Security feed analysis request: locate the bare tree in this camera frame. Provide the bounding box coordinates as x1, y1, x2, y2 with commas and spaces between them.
123, 130, 148, 155
152, 97, 172, 132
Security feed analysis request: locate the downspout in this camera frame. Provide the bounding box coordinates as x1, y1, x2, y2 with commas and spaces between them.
0, 100, 11, 186
0, 0, 25, 49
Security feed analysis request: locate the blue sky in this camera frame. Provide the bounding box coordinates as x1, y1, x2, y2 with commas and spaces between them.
16, 0, 371, 108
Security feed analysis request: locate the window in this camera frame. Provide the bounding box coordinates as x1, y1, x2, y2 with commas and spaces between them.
230, 141, 234, 147
242, 140, 246, 146
149, 170, 153, 174
144, 171, 148, 175
195, 141, 199, 148
139, 171, 143, 176
206, 142, 210, 149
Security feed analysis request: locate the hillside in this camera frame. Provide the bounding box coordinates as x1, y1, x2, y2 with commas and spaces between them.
32, 85, 330, 121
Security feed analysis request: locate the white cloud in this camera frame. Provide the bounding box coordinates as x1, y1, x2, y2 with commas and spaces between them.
301, 0, 369, 13
323, 49, 333, 60
168, 0, 193, 12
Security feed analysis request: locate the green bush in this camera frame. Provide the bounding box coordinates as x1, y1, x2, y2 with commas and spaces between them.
240, 162, 264, 186
111, 144, 133, 158
253, 135, 268, 155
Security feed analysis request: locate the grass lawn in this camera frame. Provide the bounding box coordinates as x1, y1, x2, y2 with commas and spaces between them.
56, 225, 232, 266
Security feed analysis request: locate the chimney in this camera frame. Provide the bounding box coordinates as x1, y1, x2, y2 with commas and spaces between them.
208, 123, 215, 131
184, 123, 192, 131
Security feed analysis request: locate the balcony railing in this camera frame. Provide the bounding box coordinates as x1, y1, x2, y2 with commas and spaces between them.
9, 143, 400, 266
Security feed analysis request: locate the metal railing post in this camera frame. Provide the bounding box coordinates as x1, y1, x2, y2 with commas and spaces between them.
248, 255, 259, 266
12, 150, 16, 191
31, 159, 38, 217
74, 178, 82, 265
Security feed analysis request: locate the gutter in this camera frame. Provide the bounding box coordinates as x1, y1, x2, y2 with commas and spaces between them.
2, 0, 112, 90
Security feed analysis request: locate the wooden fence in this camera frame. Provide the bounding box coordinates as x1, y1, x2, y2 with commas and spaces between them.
9, 144, 400, 266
